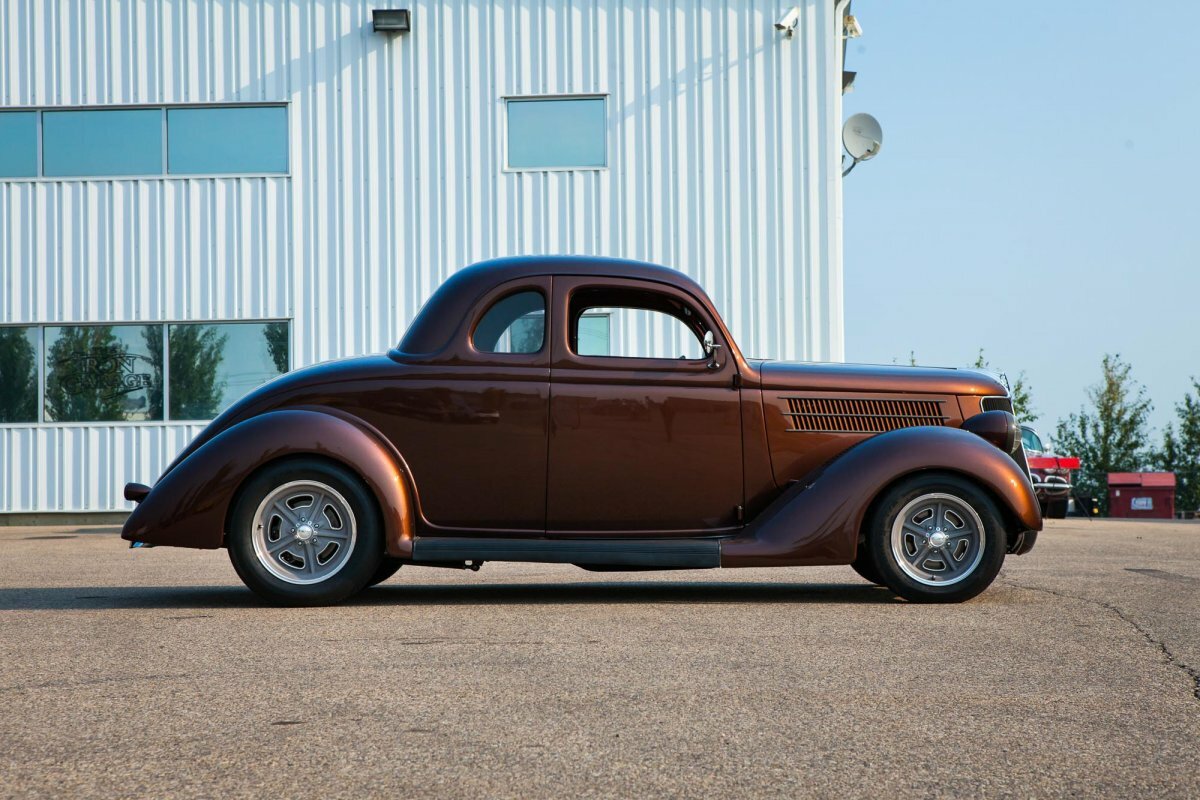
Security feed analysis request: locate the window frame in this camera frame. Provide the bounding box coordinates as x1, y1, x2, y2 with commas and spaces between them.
554, 279, 725, 374
502, 93, 609, 173
467, 287, 550, 361
0, 102, 290, 182
0, 318, 291, 428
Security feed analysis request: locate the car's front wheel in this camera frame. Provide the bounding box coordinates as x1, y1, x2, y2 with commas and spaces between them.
228, 458, 384, 605
865, 472, 1007, 603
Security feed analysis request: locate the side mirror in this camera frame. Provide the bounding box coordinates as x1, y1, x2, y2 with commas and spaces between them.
702, 330, 722, 368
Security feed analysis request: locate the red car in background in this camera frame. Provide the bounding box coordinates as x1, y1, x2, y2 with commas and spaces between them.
1021, 425, 1079, 519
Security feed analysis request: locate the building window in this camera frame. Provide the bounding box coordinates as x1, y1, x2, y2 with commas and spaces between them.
44, 325, 164, 422
0, 112, 38, 178
0, 104, 287, 180
42, 109, 163, 177
0, 320, 288, 425
168, 321, 289, 419
0, 326, 39, 422
505, 96, 607, 170
167, 106, 288, 175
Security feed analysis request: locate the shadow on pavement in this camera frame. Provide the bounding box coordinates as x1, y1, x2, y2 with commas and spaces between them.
0, 580, 896, 611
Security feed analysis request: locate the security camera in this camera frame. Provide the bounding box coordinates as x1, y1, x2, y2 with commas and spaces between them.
775, 7, 800, 37
843, 13, 863, 39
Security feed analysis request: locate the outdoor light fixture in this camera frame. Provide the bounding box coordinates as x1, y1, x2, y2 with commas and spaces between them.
372, 8, 411, 33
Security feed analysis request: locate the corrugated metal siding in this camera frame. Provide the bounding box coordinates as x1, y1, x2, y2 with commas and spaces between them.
0, 425, 206, 512
0, 0, 843, 512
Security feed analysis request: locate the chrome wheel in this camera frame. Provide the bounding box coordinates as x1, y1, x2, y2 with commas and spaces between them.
251, 480, 358, 585
890, 492, 985, 587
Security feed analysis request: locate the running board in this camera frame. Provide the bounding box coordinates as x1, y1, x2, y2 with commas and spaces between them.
411, 537, 722, 569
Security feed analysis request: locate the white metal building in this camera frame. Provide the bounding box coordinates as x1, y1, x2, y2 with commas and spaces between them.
0, 0, 851, 514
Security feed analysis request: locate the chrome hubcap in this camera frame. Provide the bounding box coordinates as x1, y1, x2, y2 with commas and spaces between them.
251, 480, 357, 585
890, 492, 985, 587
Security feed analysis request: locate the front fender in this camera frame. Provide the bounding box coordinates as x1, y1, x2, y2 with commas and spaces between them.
721, 426, 1042, 568
121, 408, 416, 557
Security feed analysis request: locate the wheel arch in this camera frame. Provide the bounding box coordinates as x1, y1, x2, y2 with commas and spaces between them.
721, 425, 1042, 568
855, 467, 1032, 558
222, 452, 389, 550
121, 408, 417, 557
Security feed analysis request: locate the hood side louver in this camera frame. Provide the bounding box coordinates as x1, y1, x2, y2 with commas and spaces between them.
781, 397, 948, 433
980, 396, 1014, 414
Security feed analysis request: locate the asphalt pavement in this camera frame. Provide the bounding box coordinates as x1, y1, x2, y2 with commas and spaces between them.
0, 518, 1197, 798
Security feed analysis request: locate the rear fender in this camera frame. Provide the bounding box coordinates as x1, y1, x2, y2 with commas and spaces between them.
720, 425, 1042, 567
121, 408, 416, 557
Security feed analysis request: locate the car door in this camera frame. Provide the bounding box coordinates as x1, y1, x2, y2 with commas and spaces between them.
546, 276, 744, 535
374, 277, 551, 534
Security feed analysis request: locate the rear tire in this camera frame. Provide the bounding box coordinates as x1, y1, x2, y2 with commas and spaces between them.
866, 472, 1007, 603
369, 557, 404, 587
228, 458, 383, 606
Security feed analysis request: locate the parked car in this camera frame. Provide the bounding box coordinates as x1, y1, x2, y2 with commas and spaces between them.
1021, 425, 1079, 519
122, 256, 1041, 605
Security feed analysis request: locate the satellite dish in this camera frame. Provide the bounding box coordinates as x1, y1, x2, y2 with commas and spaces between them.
842, 113, 883, 161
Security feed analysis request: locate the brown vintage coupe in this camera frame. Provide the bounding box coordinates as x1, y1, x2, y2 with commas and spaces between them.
122, 256, 1040, 605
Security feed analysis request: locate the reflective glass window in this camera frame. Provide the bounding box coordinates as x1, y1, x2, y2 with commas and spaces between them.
570, 288, 707, 360
44, 325, 163, 421
506, 97, 606, 169
0, 112, 38, 177
0, 327, 39, 422
474, 291, 546, 354
167, 106, 288, 174
168, 321, 289, 419
42, 109, 163, 177
576, 313, 611, 357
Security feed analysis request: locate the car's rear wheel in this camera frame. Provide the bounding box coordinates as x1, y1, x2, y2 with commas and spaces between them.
866, 472, 1006, 603
368, 557, 404, 587
228, 458, 383, 605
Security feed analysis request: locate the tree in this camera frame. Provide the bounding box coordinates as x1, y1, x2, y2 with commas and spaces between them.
264, 322, 290, 375
972, 349, 1037, 422
168, 325, 228, 420
1153, 379, 1200, 514
1054, 354, 1153, 514
44, 327, 130, 422
0, 327, 38, 422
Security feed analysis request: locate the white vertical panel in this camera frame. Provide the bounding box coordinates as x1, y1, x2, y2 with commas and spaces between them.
0, 0, 844, 512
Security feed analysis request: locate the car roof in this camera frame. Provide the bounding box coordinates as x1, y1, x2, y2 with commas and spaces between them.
396, 255, 712, 355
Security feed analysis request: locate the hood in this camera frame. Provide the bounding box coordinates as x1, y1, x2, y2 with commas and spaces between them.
159, 355, 399, 481
756, 361, 1008, 397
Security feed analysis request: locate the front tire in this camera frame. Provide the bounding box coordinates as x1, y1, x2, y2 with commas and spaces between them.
850, 551, 885, 585
228, 458, 383, 606
866, 472, 1007, 603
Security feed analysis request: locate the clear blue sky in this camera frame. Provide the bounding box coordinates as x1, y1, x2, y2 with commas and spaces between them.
842, 2, 1200, 442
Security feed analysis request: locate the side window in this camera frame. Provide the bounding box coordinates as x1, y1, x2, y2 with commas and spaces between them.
1021, 428, 1043, 452
569, 287, 707, 360
473, 291, 545, 354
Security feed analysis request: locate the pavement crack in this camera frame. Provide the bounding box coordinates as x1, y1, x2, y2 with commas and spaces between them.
1000, 575, 1200, 703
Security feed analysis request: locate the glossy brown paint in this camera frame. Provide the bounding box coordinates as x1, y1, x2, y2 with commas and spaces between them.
122, 408, 417, 557
759, 389, 965, 486
719, 425, 1042, 568
122, 255, 1041, 567
546, 275, 742, 533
